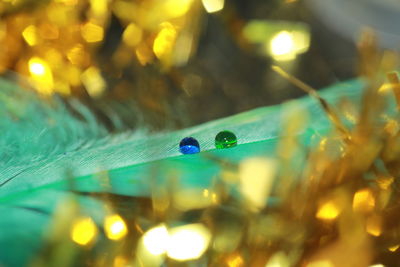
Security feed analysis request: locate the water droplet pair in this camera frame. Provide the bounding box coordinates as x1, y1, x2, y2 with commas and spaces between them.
179, 130, 237, 154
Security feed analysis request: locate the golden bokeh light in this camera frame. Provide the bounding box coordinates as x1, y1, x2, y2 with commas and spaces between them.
81, 22, 104, 43
227, 254, 244, 267
142, 223, 211, 261
143, 224, 169, 256
269, 30, 310, 61
89, 0, 108, 18
202, 0, 225, 13
104, 214, 128, 241
242, 20, 310, 62
239, 157, 276, 211
29, 60, 46, 76
0, 0, 201, 96
81, 66, 106, 98
388, 244, 399, 252
70, 217, 98, 246
28, 57, 54, 95
353, 189, 375, 213
366, 215, 382, 237
164, 0, 194, 18
112, 1, 137, 22
266, 29, 310, 61
270, 31, 296, 61
66, 65, 82, 86
166, 224, 211, 261
122, 23, 142, 47
316, 200, 341, 220
153, 22, 177, 61
22, 25, 38, 46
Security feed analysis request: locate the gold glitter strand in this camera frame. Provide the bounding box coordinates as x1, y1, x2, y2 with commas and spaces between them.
271, 65, 351, 140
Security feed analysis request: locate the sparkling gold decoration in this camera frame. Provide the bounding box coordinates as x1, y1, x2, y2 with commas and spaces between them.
0, 0, 203, 96
104, 214, 128, 241
70, 216, 98, 246
166, 224, 211, 261
316, 200, 341, 221
142, 224, 169, 256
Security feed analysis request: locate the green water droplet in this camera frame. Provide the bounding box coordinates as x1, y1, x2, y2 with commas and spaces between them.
215, 130, 237, 149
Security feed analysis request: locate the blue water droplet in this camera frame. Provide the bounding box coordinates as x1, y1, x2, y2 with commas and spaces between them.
179, 137, 200, 154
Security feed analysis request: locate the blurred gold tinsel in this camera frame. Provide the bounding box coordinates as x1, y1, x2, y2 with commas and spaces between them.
0, 0, 212, 97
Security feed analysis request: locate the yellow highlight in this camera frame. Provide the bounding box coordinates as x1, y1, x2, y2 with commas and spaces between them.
28, 57, 54, 95
153, 22, 177, 61
366, 215, 382, 237
165, 0, 194, 17
306, 260, 335, 267
227, 254, 244, 267
270, 31, 295, 61
239, 158, 276, 211
379, 83, 392, 93
71, 217, 98, 246
104, 214, 128, 241
81, 22, 104, 43
81, 67, 106, 98
29, 60, 45, 76
90, 0, 107, 17
112, 1, 137, 22
203, 189, 209, 197
388, 244, 400, 252
142, 223, 211, 261
122, 23, 142, 47
22, 25, 38, 46
202, 0, 225, 13
167, 224, 211, 261
143, 224, 169, 256
316, 201, 340, 220
353, 189, 375, 213
267, 28, 310, 61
